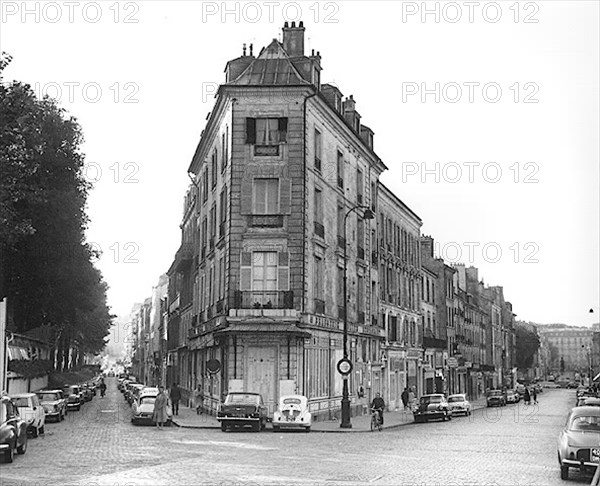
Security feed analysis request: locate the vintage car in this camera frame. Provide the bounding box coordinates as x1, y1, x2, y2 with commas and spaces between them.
36, 390, 67, 422
447, 394, 472, 416
557, 406, 600, 480
0, 395, 28, 463
413, 394, 452, 423
506, 390, 520, 404
577, 397, 600, 407
217, 392, 268, 432
272, 395, 311, 432
11, 393, 45, 438
486, 390, 506, 407
126, 384, 145, 405
62, 385, 82, 411
131, 388, 172, 425
80, 384, 93, 402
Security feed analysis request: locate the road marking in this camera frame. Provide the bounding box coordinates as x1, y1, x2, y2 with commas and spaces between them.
100, 410, 117, 413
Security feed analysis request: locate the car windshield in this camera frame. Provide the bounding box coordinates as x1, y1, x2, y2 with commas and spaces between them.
283, 398, 302, 405
570, 415, 600, 431
421, 396, 442, 404
225, 394, 259, 405
448, 396, 464, 403
489, 391, 502, 396
140, 396, 156, 405
38, 393, 58, 401
12, 397, 30, 407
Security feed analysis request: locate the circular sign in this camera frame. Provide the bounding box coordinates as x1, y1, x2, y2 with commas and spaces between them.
337, 358, 353, 376
207, 359, 221, 374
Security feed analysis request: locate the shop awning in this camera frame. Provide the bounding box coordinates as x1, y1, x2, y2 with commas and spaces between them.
594, 372, 600, 382
214, 324, 311, 337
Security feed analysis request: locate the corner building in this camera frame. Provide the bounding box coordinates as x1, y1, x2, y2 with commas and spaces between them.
167, 23, 425, 420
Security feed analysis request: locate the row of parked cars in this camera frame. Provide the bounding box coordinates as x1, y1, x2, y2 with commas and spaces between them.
117, 377, 173, 425
485, 383, 543, 407
557, 385, 600, 480
412, 393, 472, 423
0, 377, 103, 463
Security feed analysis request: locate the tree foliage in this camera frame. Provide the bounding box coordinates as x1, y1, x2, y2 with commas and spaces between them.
515, 325, 541, 369
0, 52, 113, 369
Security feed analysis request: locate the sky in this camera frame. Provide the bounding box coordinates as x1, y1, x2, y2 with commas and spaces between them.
1, 1, 598, 328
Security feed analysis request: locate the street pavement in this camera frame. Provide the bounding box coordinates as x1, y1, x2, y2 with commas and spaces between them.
0, 378, 596, 486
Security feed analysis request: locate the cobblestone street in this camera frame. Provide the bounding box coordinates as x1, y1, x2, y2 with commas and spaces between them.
0, 380, 595, 486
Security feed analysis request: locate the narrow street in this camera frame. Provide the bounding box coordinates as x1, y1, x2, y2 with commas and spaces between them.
0, 379, 594, 486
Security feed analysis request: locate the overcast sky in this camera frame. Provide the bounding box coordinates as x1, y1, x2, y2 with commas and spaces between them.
2, 1, 598, 328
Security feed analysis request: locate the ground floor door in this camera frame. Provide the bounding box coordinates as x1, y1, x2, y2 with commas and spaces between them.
246, 346, 278, 414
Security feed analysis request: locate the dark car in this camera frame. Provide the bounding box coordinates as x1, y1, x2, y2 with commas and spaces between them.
217, 392, 268, 432
487, 389, 506, 407
0, 395, 28, 463
61, 385, 82, 411
413, 394, 452, 423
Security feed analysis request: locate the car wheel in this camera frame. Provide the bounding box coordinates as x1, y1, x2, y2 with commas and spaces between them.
39, 425, 44, 435
253, 422, 261, 432
447, 413, 452, 421
76, 405, 80, 411
560, 466, 569, 480
305, 426, 311, 433
221, 423, 227, 432
273, 425, 280, 432
16, 435, 27, 455
5, 444, 14, 463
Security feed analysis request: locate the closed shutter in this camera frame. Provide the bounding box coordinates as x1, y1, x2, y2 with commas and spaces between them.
278, 118, 288, 143
240, 252, 252, 290
278, 251, 289, 291
240, 178, 253, 215
246, 118, 256, 144
279, 178, 291, 214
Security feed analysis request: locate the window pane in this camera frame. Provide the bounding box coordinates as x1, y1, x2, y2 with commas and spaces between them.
266, 180, 279, 213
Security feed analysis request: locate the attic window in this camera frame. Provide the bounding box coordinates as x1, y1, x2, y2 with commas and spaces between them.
246, 117, 287, 156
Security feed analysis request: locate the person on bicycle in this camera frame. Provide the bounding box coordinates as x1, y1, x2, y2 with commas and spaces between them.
371, 392, 385, 425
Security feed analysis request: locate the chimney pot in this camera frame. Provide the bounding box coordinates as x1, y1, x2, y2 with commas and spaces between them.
249, 43, 253, 56
243, 43, 247, 56
317, 51, 320, 56
284, 21, 289, 27
299, 20, 303, 27
291, 21, 296, 27
312, 49, 315, 56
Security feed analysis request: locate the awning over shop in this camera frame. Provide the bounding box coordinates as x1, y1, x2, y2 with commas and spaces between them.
594, 372, 600, 382
214, 324, 311, 337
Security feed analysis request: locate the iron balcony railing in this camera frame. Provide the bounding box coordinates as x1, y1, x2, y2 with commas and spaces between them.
233, 290, 293, 309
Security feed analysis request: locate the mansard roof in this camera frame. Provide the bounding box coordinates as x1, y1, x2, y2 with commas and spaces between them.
226, 39, 310, 86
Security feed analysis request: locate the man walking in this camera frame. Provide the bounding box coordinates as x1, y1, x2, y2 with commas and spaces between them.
401, 387, 409, 411
170, 383, 181, 416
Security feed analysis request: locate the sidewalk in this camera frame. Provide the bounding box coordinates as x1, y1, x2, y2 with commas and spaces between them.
172, 396, 489, 432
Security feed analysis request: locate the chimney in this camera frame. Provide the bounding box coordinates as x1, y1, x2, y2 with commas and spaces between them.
224, 43, 255, 82
321, 84, 343, 113
282, 20, 305, 57
343, 95, 361, 133
421, 235, 434, 259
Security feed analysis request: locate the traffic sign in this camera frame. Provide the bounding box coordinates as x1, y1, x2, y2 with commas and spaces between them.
337, 358, 353, 376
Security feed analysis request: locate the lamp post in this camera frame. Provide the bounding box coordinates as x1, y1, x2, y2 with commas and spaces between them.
340, 204, 374, 429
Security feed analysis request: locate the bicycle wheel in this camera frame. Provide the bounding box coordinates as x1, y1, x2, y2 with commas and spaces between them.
370, 415, 376, 431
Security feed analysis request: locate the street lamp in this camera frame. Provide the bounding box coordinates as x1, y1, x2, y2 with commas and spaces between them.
340, 204, 374, 429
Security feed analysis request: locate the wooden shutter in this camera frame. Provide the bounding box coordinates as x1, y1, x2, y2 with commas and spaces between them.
240, 252, 252, 291
279, 178, 291, 214
240, 178, 253, 215
278, 117, 288, 143
278, 251, 289, 291
246, 118, 256, 144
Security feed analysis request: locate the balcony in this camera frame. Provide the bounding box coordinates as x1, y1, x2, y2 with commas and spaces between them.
255, 145, 279, 156
314, 299, 325, 315
314, 221, 325, 238
233, 290, 294, 309
250, 215, 284, 228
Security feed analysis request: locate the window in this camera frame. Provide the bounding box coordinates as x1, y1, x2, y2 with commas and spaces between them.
221, 126, 228, 172
357, 217, 364, 253
253, 179, 279, 214
240, 251, 289, 292
203, 168, 208, 203
357, 275, 364, 314
337, 267, 344, 306
246, 117, 287, 155
337, 150, 344, 188
219, 186, 227, 236
314, 256, 323, 297
211, 149, 217, 188
314, 128, 322, 171
357, 169, 363, 203
314, 188, 323, 223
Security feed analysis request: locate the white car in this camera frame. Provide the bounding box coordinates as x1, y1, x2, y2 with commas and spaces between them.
131, 388, 172, 425
11, 393, 45, 437
272, 395, 312, 432
447, 394, 472, 416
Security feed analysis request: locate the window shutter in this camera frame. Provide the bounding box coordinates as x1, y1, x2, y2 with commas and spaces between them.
278, 118, 288, 143
246, 118, 256, 144
240, 178, 253, 215
278, 251, 289, 291
240, 252, 252, 291
279, 178, 291, 214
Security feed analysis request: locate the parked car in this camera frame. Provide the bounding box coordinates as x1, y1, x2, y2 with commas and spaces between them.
11, 393, 45, 438
272, 395, 312, 432
577, 397, 600, 407
413, 394, 452, 423
557, 406, 600, 480
217, 392, 269, 432
567, 381, 579, 389
126, 384, 145, 405
532, 383, 543, 394
80, 384, 93, 402
131, 388, 172, 425
62, 385, 82, 411
506, 390, 520, 404
447, 394, 472, 416
36, 390, 67, 422
0, 395, 28, 463
486, 390, 506, 407
515, 383, 526, 395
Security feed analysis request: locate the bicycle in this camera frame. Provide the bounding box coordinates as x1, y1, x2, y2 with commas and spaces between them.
370, 408, 383, 432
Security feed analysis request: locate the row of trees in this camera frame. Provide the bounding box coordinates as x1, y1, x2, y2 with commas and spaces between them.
1, 52, 113, 371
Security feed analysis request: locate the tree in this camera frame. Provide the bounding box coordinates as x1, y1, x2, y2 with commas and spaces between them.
1, 52, 113, 369
514, 325, 541, 370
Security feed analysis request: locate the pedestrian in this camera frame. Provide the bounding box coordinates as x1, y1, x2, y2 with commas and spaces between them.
170, 383, 181, 415
532, 387, 538, 404
401, 387, 409, 411
523, 387, 531, 405
194, 384, 203, 415
408, 387, 416, 411
99, 379, 107, 398
153, 386, 168, 429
